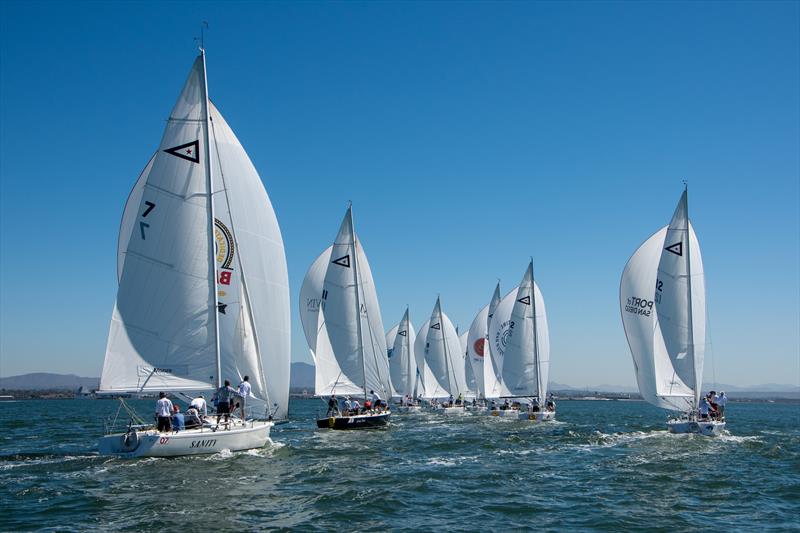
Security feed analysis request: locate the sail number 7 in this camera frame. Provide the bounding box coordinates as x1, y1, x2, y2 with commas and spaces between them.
139, 201, 156, 240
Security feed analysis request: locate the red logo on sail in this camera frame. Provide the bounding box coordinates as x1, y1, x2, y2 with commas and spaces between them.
473, 338, 485, 357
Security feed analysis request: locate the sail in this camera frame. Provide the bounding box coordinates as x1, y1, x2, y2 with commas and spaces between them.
117, 155, 155, 282
413, 319, 449, 399
621, 226, 695, 411
206, 101, 290, 419
655, 191, 705, 405
467, 304, 489, 398
386, 309, 417, 398
461, 331, 477, 397
418, 298, 467, 398
313, 208, 392, 398
101, 55, 218, 393
489, 263, 550, 400
299, 246, 333, 359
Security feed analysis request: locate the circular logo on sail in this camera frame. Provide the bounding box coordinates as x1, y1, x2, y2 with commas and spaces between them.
214, 219, 235, 269
473, 338, 485, 357
493, 320, 514, 357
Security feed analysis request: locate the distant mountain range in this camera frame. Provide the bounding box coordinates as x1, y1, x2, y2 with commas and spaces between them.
0, 373, 100, 390
1, 367, 797, 396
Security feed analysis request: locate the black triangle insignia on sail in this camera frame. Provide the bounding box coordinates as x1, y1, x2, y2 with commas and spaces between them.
665, 241, 683, 256
217, 303, 228, 314
332, 254, 351, 268
398, 330, 407, 337
517, 295, 531, 305
431, 323, 441, 330
163, 140, 200, 163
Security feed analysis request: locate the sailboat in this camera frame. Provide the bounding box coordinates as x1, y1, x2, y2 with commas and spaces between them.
487, 261, 554, 421
386, 309, 421, 412
620, 188, 724, 436
98, 50, 291, 457
300, 206, 394, 429
415, 297, 468, 414
466, 282, 502, 412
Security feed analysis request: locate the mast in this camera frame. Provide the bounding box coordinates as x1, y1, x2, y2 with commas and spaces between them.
200, 49, 222, 389
531, 260, 541, 403
684, 186, 699, 409
405, 307, 412, 397
349, 206, 368, 402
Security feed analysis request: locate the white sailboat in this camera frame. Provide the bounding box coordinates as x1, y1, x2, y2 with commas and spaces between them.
300, 206, 394, 429
620, 188, 724, 436
487, 261, 554, 421
98, 50, 290, 457
415, 297, 468, 414
386, 309, 421, 412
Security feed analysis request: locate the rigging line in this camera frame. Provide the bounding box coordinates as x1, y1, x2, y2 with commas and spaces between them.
209, 110, 273, 415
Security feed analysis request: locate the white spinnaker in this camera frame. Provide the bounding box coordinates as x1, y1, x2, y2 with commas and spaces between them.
117, 156, 155, 282
101, 55, 218, 393
299, 246, 332, 358
207, 101, 290, 419
413, 318, 448, 399
420, 298, 467, 398
621, 226, 694, 411
655, 190, 705, 407
387, 309, 417, 398
491, 263, 550, 400
318, 208, 392, 399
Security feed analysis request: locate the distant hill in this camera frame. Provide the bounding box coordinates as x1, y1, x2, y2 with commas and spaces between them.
0, 373, 99, 390
291, 362, 314, 390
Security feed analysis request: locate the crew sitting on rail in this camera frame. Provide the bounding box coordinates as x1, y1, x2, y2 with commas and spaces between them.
185, 406, 202, 429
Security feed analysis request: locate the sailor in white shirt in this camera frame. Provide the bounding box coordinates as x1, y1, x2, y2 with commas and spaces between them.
190, 395, 207, 418
370, 390, 382, 410
237, 376, 252, 420
155, 392, 174, 432
717, 391, 727, 419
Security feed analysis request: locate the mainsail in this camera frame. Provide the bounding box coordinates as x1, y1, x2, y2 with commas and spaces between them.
101, 52, 291, 419
303, 207, 393, 399
620, 189, 704, 411
386, 309, 418, 398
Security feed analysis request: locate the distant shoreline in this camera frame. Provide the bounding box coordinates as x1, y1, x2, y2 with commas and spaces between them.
1, 389, 796, 404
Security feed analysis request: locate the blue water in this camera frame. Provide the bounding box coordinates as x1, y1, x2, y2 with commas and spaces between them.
0, 399, 798, 531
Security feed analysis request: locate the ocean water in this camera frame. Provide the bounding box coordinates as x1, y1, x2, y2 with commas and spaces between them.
0, 398, 797, 531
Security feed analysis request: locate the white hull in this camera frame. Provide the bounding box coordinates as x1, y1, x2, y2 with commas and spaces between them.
518, 410, 555, 422
98, 421, 272, 458
437, 405, 467, 415
397, 405, 423, 413
489, 408, 520, 418
667, 418, 725, 436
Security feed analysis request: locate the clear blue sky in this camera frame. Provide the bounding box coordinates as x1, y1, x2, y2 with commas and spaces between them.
1, 1, 798, 388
